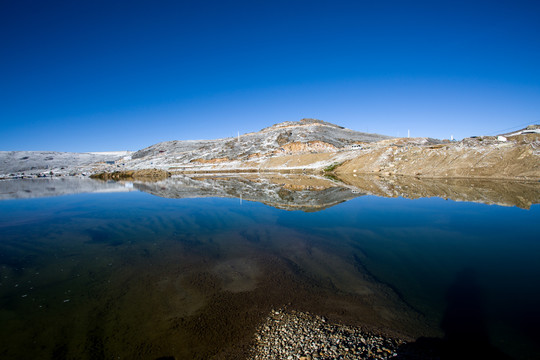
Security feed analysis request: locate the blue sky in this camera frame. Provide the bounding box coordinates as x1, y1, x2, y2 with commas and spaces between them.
1, 0, 539, 152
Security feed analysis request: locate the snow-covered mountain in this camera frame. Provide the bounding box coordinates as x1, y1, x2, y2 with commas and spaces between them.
126, 118, 394, 172
133, 118, 391, 161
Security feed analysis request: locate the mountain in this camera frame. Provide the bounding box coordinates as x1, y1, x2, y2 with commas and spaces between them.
134, 118, 391, 159
123, 118, 399, 173
1, 119, 539, 181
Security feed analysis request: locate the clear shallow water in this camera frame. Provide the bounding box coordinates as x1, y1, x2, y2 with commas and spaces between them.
0, 181, 539, 359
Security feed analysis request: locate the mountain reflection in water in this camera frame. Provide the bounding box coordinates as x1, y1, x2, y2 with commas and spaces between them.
0, 175, 539, 359
2, 174, 538, 209
138, 174, 540, 210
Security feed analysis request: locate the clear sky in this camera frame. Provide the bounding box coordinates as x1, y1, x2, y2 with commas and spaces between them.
1, 0, 539, 152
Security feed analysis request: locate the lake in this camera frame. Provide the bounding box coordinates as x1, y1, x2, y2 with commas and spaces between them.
0, 175, 539, 359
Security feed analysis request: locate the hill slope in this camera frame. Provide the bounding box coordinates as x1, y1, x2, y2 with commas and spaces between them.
127, 118, 394, 171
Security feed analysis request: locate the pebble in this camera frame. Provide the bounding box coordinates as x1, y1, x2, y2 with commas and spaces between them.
251, 308, 405, 359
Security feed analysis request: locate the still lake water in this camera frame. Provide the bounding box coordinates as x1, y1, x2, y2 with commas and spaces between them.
0, 177, 539, 359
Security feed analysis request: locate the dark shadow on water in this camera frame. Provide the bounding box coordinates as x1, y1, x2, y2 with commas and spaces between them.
396, 268, 512, 359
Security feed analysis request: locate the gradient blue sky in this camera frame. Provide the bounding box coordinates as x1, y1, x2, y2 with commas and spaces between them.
1, 0, 539, 152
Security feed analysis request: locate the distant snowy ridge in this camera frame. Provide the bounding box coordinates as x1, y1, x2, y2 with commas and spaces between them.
0, 151, 133, 178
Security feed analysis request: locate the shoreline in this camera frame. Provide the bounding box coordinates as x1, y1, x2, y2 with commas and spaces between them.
251, 308, 406, 360
2, 169, 540, 182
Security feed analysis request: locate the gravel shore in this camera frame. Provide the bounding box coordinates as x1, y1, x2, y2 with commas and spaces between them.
251, 309, 405, 360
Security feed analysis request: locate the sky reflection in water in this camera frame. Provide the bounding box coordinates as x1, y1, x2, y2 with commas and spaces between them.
0, 180, 539, 359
